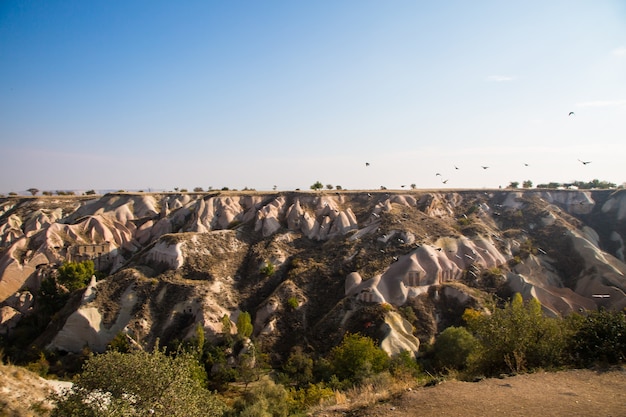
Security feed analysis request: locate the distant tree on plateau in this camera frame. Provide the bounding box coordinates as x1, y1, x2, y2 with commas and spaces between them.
522, 180, 533, 189
310, 181, 323, 191
27, 188, 39, 196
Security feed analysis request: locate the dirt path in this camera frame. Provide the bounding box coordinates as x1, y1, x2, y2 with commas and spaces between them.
315, 369, 626, 417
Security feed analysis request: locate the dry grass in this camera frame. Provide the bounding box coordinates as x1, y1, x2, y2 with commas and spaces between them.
310, 368, 626, 417
0, 362, 55, 417
309, 372, 418, 415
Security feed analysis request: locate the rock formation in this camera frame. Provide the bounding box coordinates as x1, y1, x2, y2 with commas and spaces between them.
1, 189, 625, 360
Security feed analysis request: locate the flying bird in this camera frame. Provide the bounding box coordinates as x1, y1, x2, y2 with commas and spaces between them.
442, 179, 449, 184
365, 162, 370, 167
578, 159, 591, 165
524, 163, 529, 167
481, 166, 489, 170
568, 111, 575, 116
454, 165, 459, 170
435, 173, 441, 176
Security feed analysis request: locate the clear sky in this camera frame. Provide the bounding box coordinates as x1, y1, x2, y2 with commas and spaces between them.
1, 1, 625, 193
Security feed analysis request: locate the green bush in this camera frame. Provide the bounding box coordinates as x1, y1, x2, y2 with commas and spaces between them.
51, 347, 225, 417
287, 382, 335, 411
237, 311, 253, 339
228, 375, 290, 417
433, 326, 479, 371
570, 309, 626, 366
287, 297, 299, 310
282, 346, 314, 388
463, 293, 569, 375
57, 260, 96, 291
389, 350, 422, 378
260, 261, 275, 277
328, 333, 389, 384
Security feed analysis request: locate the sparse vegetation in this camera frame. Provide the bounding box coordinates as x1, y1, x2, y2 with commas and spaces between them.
287, 296, 299, 309
260, 261, 276, 276
536, 179, 617, 189
310, 181, 323, 191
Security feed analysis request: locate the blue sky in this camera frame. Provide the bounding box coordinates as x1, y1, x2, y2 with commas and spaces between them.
1, 1, 625, 193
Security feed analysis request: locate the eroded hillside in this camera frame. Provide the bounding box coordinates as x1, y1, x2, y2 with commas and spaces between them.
1, 189, 625, 364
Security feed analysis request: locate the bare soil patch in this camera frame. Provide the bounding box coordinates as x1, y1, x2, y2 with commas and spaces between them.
315, 368, 626, 417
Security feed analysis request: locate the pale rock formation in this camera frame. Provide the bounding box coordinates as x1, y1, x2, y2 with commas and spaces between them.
346, 236, 507, 307
380, 311, 420, 358
48, 280, 138, 352
507, 255, 596, 316
602, 191, 626, 221
146, 241, 184, 269
539, 190, 594, 215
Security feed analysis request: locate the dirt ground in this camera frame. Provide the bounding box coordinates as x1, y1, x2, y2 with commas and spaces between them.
315, 368, 626, 417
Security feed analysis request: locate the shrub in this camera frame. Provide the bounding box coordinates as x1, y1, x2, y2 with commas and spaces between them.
282, 346, 314, 387
328, 333, 389, 384
389, 350, 422, 379
287, 382, 335, 411
260, 261, 275, 277
287, 297, 299, 310
569, 309, 626, 366
237, 311, 253, 339
228, 375, 289, 417
51, 348, 225, 417
463, 293, 568, 375
433, 326, 479, 371
57, 260, 95, 291
107, 332, 131, 353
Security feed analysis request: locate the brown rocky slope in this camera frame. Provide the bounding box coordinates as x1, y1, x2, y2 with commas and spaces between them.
0, 189, 625, 364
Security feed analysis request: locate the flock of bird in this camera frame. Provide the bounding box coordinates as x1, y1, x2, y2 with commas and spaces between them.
362, 111, 590, 188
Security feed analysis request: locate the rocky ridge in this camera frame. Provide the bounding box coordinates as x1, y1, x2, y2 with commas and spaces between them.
1, 189, 625, 362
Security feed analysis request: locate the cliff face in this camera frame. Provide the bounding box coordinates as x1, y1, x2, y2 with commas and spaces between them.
1, 189, 625, 359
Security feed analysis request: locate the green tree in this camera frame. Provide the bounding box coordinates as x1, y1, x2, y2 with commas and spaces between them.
51, 348, 225, 417
464, 293, 568, 375
522, 180, 533, 189
57, 260, 96, 291
433, 326, 479, 370
58, 260, 96, 291
508, 181, 519, 189
194, 323, 205, 354
570, 309, 626, 366
310, 181, 323, 191
27, 188, 39, 196
329, 333, 389, 384
282, 346, 314, 387
38, 260, 97, 319
237, 311, 253, 339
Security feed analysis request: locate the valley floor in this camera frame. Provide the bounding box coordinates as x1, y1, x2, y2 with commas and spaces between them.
314, 368, 626, 417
